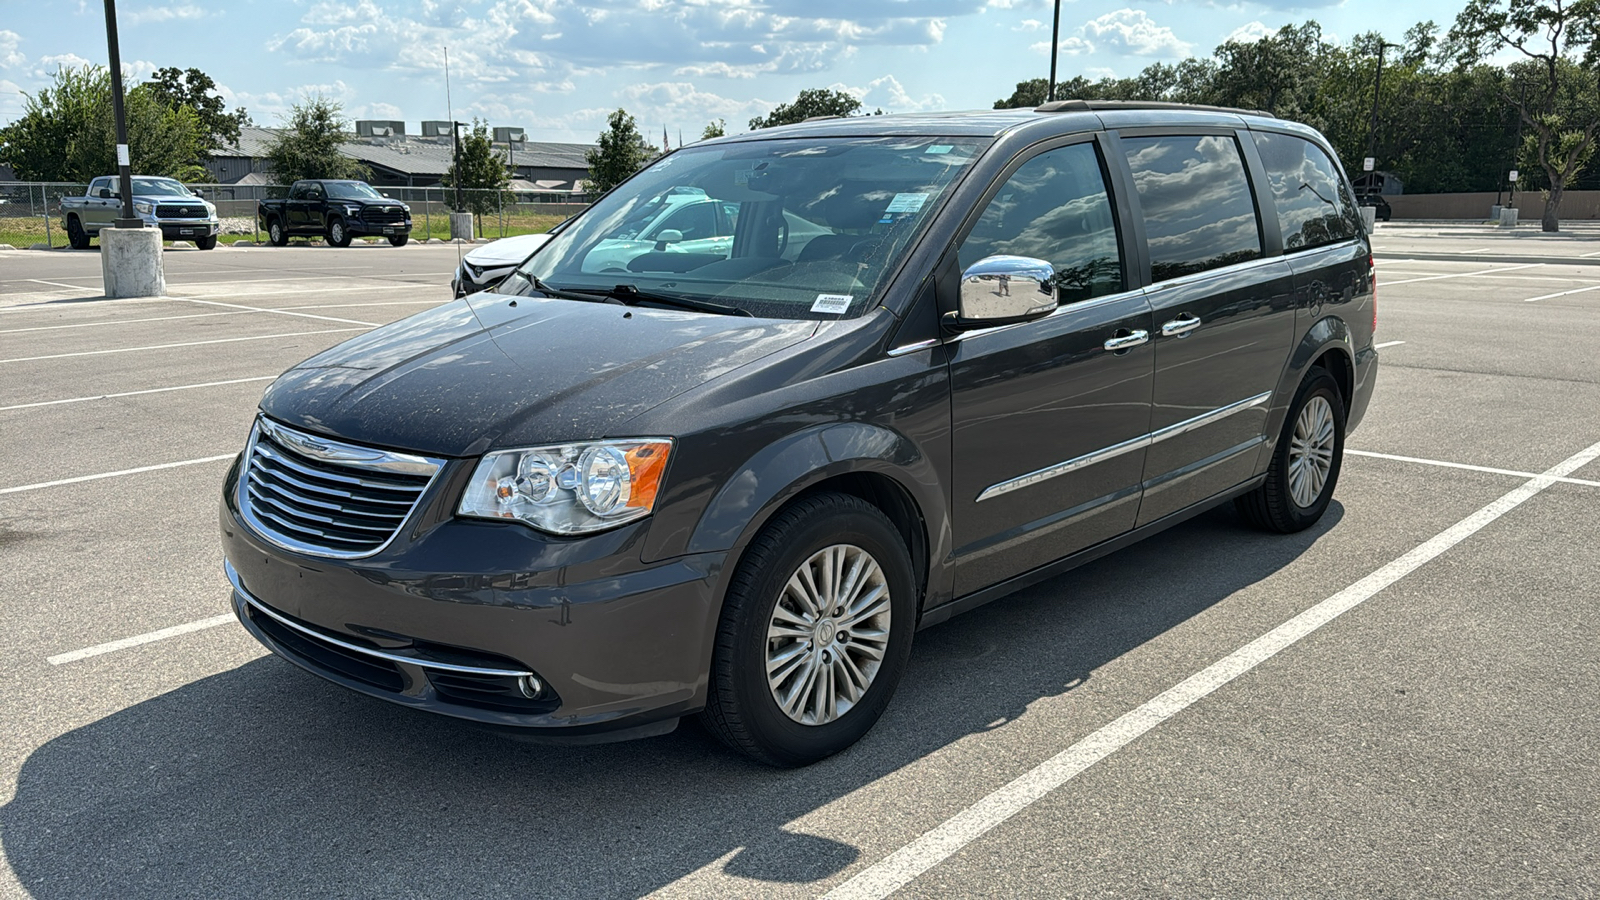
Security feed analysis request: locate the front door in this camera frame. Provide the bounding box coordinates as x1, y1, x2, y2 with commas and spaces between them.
1114, 132, 1296, 525
948, 138, 1155, 597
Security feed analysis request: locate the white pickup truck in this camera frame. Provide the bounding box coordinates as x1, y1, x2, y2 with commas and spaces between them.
59, 175, 220, 249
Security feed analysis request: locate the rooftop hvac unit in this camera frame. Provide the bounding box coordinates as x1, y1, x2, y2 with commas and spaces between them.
421, 120, 454, 138
494, 127, 527, 144
355, 120, 406, 138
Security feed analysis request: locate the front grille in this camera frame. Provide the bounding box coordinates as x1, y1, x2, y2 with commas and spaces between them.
155, 204, 206, 218
240, 419, 442, 558
246, 600, 406, 692
362, 206, 407, 225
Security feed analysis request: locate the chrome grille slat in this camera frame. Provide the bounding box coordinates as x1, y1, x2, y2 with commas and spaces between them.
239, 420, 444, 559
254, 441, 427, 491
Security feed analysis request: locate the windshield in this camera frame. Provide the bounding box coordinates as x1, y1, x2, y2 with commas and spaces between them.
326, 182, 384, 200
504, 136, 985, 320
131, 177, 191, 197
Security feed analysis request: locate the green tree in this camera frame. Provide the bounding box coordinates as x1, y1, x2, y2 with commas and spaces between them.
146, 66, 249, 153
442, 119, 511, 236
584, 109, 655, 195
1449, 0, 1600, 230
0, 64, 206, 182
263, 97, 368, 183
702, 119, 727, 139
749, 88, 863, 129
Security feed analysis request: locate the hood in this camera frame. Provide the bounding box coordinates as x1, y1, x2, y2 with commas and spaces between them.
258, 294, 817, 457
464, 233, 552, 267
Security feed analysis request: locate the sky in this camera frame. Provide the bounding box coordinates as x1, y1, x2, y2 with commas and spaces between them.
1, 0, 1470, 147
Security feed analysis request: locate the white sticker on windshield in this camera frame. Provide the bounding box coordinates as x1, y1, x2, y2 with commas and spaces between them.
926, 145, 953, 155
811, 293, 853, 314
885, 192, 928, 214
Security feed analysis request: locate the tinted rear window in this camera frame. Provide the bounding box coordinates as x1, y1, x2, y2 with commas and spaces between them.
1121, 134, 1262, 281
1251, 131, 1362, 251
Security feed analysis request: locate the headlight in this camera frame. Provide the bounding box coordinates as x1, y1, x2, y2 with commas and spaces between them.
344, 204, 362, 217
133, 200, 153, 215
204, 201, 216, 216
458, 438, 672, 535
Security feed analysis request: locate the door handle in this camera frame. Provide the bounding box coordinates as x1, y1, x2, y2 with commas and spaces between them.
1161, 314, 1202, 337
1103, 329, 1150, 352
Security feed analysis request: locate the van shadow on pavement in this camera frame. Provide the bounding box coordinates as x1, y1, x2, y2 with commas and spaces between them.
2, 503, 1342, 899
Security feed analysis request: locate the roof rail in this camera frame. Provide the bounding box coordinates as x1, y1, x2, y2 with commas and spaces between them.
801, 115, 846, 123
1034, 99, 1274, 119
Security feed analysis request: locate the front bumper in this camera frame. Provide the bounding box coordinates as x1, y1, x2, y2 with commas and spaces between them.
347, 220, 412, 238
220, 455, 725, 740
155, 218, 219, 239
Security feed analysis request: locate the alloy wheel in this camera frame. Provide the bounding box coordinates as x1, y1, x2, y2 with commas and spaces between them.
1288, 395, 1336, 508
765, 544, 892, 726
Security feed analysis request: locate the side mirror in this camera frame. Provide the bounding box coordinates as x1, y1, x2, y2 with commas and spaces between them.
97, 188, 112, 199
653, 228, 684, 250
944, 255, 1058, 331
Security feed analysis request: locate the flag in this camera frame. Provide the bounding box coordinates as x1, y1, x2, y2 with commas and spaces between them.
663, 125, 670, 151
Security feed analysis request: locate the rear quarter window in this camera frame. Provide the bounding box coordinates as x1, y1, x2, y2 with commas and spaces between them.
1121, 134, 1263, 282
1251, 131, 1362, 251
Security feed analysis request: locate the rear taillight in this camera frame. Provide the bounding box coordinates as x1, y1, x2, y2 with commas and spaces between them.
1369, 253, 1377, 334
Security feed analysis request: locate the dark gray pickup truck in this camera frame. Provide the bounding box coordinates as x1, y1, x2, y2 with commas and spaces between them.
258, 180, 413, 247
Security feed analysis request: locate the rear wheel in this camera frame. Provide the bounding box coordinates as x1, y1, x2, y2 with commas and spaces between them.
66, 215, 90, 250
1236, 368, 1345, 533
387, 234, 409, 247
327, 217, 352, 247
267, 217, 288, 246
700, 492, 916, 767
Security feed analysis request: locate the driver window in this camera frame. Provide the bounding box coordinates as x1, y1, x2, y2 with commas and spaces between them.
956, 142, 1124, 306
289, 184, 307, 200
658, 202, 716, 241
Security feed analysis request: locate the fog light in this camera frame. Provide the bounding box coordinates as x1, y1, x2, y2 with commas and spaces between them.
518, 674, 543, 699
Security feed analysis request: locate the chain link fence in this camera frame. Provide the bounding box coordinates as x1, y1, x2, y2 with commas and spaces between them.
0, 181, 589, 248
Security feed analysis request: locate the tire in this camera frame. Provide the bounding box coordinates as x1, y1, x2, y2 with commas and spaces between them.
196, 235, 217, 250
327, 217, 352, 247
700, 492, 916, 767
66, 215, 90, 250
1236, 368, 1346, 533
267, 217, 288, 246
387, 234, 409, 247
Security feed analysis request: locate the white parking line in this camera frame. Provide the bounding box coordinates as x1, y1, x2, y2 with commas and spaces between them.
1580, 250, 1600, 258
26, 278, 94, 291
0, 453, 236, 495
0, 327, 366, 364
0, 310, 249, 335
1378, 263, 1543, 287
1374, 340, 1406, 349
1347, 449, 1600, 488
173, 297, 379, 327
47, 614, 237, 666
0, 376, 276, 412
1522, 284, 1600, 303
823, 438, 1600, 900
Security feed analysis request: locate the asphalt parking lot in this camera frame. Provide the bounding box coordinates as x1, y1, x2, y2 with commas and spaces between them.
1, 230, 1597, 898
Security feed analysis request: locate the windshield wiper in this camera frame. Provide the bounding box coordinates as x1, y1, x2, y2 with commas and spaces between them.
529, 276, 626, 306
583, 284, 753, 317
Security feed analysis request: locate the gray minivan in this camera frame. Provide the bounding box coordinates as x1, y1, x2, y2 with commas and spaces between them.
221, 101, 1377, 766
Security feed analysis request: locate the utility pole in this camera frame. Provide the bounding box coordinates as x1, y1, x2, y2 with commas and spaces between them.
1363, 41, 1402, 195
1509, 81, 1528, 209
451, 121, 464, 213
1046, 0, 1062, 102
102, 0, 138, 227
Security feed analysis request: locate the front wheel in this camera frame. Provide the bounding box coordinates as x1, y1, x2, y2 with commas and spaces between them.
267, 217, 288, 246
195, 235, 217, 250
327, 217, 352, 247
700, 493, 916, 767
387, 234, 409, 247
1236, 368, 1346, 533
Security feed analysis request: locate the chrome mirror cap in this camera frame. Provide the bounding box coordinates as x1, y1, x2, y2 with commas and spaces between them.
950, 255, 1057, 330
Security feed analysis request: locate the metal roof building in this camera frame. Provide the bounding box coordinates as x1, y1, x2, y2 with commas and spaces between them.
207, 125, 592, 191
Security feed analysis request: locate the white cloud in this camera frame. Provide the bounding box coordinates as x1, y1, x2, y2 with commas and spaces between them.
0, 30, 24, 70
1224, 22, 1275, 44
1033, 9, 1192, 58
0, 78, 24, 119
36, 53, 93, 77
1013, 19, 1043, 32
125, 4, 207, 25
846, 74, 947, 114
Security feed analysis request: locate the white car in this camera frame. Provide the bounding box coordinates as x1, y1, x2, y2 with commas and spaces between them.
452, 232, 555, 297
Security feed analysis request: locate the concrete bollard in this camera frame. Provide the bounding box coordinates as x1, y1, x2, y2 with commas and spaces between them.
1499, 207, 1519, 227
1490, 204, 1502, 220
100, 226, 165, 298
449, 212, 475, 241
1359, 206, 1377, 234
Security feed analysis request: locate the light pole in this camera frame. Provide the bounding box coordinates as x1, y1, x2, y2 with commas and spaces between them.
1363, 40, 1403, 194
102, 0, 138, 227
1046, 0, 1063, 102
98, 0, 162, 298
